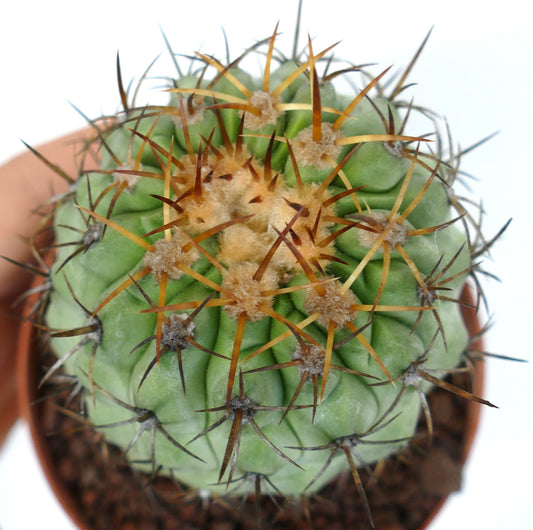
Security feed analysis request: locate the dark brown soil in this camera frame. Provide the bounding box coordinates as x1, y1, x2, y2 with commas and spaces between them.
35, 353, 479, 530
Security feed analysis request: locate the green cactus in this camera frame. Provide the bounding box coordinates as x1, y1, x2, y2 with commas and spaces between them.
32, 21, 498, 526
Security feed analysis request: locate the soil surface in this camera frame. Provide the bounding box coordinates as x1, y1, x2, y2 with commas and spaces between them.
34, 347, 479, 530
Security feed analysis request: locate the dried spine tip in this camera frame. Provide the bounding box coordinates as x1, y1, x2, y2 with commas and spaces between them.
292, 122, 342, 169
143, 232, 199, 282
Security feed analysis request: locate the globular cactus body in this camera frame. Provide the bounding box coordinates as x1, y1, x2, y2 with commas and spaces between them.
44, 27, 477, 503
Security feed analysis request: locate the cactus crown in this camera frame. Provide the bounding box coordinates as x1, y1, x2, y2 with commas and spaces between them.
20, 16, 505, 528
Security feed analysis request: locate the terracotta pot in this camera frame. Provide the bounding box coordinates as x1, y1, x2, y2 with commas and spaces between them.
0, 297, 22, 448
15, 267, 485, 529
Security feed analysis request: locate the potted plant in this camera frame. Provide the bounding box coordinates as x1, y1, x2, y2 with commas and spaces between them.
7, 11, 504, 529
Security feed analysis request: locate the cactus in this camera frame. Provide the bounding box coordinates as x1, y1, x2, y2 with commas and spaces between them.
26, 18, 502, 528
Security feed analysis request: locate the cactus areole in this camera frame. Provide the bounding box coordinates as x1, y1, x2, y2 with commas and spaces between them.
40, 25, 495, 518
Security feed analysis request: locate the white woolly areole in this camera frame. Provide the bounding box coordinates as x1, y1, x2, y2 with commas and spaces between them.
402, 363, 423, 386
161, 313, 196, 351
143, 232, 199, 283
173, 97, 204, 126
291, 122, 342, 169
291, 343, 325, 380
304, 280, 358, 328
244, 91, 281, 130
221, 262, 279, 321
217, 224, 275, 267
112, 162, 140, 191
357, 211, 408, 249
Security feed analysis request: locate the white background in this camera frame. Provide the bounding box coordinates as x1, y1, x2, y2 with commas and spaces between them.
0, 0, 532, 528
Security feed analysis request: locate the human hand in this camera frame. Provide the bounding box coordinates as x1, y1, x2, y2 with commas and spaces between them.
0, 129, 91, 446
